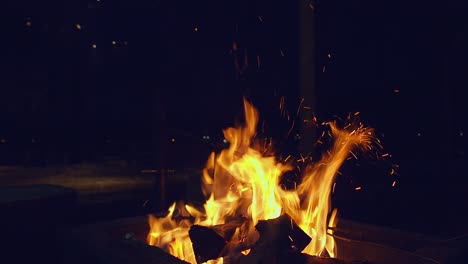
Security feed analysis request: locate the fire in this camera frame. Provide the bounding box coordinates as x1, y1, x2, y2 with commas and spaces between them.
148, 99, 377, 262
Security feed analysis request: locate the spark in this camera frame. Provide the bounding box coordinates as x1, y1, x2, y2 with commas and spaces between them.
297, 154, 306, 163
327, 53, 332, 59
92, 43, 97, 49
297, 98, 305, 116
355, 186, 362, 191
280, 50, 285, 57
332, 182, 336, 193
393, 89, 400, 93
303, 106, 312, 110
284, 155, 292, 162
258, 16, 263, 23
194, 27, 198, 32
287, 120, 295, 137
288, 235, 294, 242
309, 3, 316, 11
112, 40, 116, 45
354, 111, 360, 116
279, 96, 285, 111
381, 153, 390, 158
392, 181, 396, 187
296, 165, 301, 172
320, 131, 326, 138
26, 21, 32, 27
257, 55, 261, 68
349, 151, 358, 160
76, 24, 82, 30
322, 65, 326, 72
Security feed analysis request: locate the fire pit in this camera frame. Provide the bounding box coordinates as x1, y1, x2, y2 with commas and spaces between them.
145, 99, 372, 263
57, 99, 460, 264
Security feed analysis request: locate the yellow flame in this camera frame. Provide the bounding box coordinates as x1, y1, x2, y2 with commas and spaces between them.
148, 99, 377, 262
147, 203, 196, 263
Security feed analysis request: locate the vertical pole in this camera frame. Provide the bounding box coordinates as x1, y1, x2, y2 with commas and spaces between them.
298, 0, 317, 154
442, 55, 454, 175
156, 93, 167, 212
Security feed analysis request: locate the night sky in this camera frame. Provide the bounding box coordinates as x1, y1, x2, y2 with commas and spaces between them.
2, 0, 468, 234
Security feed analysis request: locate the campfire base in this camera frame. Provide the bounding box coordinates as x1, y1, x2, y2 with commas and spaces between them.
57, 216, 460, 264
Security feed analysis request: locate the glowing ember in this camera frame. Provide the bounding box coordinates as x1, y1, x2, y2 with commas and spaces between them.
148, 99, 378, 263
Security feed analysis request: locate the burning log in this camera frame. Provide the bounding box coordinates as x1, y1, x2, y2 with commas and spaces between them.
189, 218, 248, 263
254, 213, 312, 252
237, 214, 364, 264
189, 214, 313, 263
236, 214, 311, 263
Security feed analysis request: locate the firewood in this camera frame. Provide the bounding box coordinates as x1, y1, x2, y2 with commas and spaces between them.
236, 214, 312, 263
255, 214, 312, 252
189, 214, 365, 264
189, 218, 248, 263
235, 214, 368, 264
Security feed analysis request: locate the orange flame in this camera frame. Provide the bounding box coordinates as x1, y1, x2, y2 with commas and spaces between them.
148, 98, 377, 262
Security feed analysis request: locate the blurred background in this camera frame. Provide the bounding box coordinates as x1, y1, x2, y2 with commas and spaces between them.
1, 0, 467, 237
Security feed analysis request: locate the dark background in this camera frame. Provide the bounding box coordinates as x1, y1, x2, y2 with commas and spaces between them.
2, 0, 467, 236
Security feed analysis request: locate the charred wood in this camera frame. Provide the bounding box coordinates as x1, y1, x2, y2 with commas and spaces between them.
236, 214, 366, 264
253, 213, 311, 252
189, 218, 248, 263
237, 214, 310, 263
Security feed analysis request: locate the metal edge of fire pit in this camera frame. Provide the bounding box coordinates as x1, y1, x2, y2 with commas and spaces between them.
57, 216, 189, 264
335, 219, 438, 251
334, 235, 439, 264
334, 219, 464, 264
